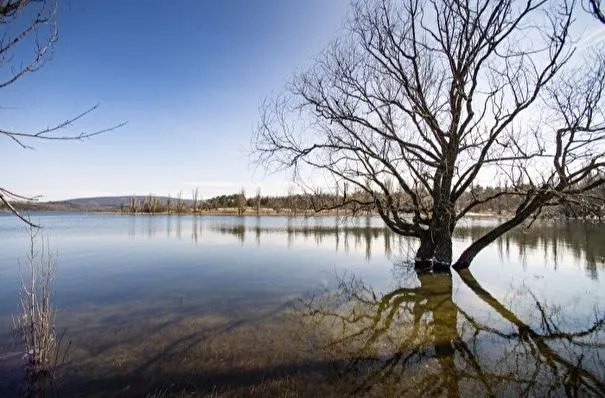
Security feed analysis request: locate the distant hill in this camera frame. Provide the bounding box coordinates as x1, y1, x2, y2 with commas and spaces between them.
63, 196, 138, 208
60, 196, 194, 209
1, 195, 198, 213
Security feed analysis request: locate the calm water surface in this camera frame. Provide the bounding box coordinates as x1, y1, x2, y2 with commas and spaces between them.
0, 213, 604, 397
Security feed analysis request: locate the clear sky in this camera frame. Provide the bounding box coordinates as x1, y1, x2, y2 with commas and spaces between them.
2, 1, 604, 201
1, 0, 350, 201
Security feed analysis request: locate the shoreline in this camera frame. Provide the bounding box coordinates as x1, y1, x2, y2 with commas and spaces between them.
3, 208, 602, 222
3, 207, 504, 218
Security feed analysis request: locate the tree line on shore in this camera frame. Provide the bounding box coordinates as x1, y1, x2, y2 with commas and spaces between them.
2, 180, 603, 219
122, 180, 605, 219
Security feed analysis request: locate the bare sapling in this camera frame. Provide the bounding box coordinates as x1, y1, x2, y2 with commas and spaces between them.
13, 226, 69, 387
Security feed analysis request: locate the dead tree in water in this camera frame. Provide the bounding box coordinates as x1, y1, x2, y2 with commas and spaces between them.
254, 0, 605, 271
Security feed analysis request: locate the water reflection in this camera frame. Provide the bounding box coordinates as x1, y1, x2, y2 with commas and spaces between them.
302, 266, 605, 396
20, 365, 57, 398
457, 221, 605, 279
203, 217, 605, 278
1, 214, 603, 396
0, 356, 59, 398
210, 221, 413, 260
123, 215, 605, 279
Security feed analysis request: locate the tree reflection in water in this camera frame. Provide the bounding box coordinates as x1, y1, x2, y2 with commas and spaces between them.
209, 218, 605, 279
302, 266, 605, 397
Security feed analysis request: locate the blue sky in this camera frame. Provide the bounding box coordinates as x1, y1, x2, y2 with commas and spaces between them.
1, 0, 350, 200
2, 1, 604, 201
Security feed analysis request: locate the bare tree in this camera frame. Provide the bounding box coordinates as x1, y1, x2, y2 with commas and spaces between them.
255, 187, 261, 215
585, 0, 605, 23
192, 188, 199, 213
175, 191, 185, 213
237, 188, 246, 216
1, 0, 126, 226
254, 0, 605, 270
128, 195, 137, 214
14, 226, 70, 395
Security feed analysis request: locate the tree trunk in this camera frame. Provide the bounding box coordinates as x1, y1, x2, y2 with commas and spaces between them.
415, 200, 454, 272
415, 234, 435, 271
453, 196, 547, 270
432, 227, 453, 272
415, 230, 452, 272
452, 229, 500, 270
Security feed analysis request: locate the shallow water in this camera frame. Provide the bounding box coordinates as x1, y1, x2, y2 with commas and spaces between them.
0, 213, 604, 397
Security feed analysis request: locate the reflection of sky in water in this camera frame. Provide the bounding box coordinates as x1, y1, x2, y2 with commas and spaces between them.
0, 214, 394, 321
0, 213, 603, 329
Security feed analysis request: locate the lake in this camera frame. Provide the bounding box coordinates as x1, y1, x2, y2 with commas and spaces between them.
0, 213, 604, 397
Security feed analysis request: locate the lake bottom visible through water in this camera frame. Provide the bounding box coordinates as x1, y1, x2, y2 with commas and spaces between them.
0, 214, 604, 397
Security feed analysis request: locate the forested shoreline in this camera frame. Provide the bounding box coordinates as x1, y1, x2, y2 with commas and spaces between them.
3, 182, 604, 220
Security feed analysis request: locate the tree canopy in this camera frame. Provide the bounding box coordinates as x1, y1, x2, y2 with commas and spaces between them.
254, 0, 605, 270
